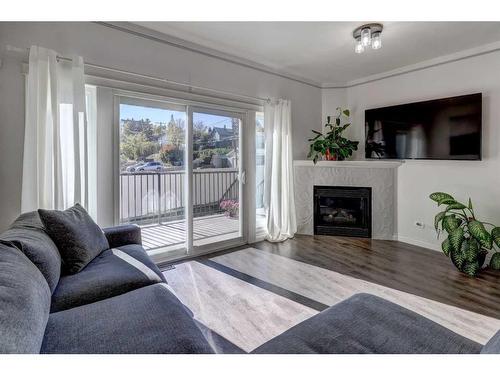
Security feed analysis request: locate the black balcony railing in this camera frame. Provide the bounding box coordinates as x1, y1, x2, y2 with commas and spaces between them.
119, 168, 239, 224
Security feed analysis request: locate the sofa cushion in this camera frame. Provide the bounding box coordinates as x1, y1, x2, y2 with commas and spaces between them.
103, 224, 142, 248
251, 293, 483, 354
51, 244, 166, 312
41, 283, 214, 354
0, 243, 51, 353
38, 203, 109, 274
0, 211, 61, 292
481, 330, 500, 354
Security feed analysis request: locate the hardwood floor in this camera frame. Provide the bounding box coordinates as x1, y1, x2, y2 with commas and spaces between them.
162, 235, 500, 349
248, 235, 500, 320
162, 260, 316, 352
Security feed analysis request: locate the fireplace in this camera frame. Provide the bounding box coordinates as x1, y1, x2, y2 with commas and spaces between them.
313, 186, 372, 238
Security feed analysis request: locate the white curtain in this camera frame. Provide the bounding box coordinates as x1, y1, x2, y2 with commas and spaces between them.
21, 46, 88, 212
263, 99, 297, 242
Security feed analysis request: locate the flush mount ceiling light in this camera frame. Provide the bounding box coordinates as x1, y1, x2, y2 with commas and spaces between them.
353, 23, 383, 54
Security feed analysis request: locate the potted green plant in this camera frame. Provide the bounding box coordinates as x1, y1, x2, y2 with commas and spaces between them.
307, 108, 359, 164
430, 192, 500, 276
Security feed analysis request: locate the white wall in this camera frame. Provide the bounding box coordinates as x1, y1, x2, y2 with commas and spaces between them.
321, 88, 346, 127
0, 22, 321, 231
322, 50, 500, 250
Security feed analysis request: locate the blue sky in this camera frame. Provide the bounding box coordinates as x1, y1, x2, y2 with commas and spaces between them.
120, 104, 234, 129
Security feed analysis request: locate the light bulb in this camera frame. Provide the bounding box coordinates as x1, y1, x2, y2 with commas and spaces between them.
372, 32, 382, 49
361, 27, 371, 46
354, 37, 364, 54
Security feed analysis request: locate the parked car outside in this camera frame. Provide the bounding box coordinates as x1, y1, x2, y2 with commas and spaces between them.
138, 161, 165, 171
126, 162, 145, 173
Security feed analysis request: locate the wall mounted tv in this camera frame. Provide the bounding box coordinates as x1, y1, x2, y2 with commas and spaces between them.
365, 93, 482, 160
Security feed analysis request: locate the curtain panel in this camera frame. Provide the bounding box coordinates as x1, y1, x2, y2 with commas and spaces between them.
263, 99, 297, 242
22, 46, 88, 212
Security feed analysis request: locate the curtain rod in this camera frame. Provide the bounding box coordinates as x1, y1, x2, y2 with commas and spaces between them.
5, 44, 272, 104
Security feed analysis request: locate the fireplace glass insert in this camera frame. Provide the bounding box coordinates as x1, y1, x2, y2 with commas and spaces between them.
313, 186, 372, 238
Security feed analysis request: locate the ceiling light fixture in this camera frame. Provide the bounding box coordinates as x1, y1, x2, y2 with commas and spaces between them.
353, 23, 383, 53
354, 37, 364, 54
371, 31, 382, 50
361, 27, 371, 47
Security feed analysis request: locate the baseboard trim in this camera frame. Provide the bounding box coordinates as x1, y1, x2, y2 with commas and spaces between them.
397, 235, 440, 252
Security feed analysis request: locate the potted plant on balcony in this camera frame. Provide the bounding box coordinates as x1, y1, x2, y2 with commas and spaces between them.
430, 192, 500, 277
307, 107, 359, 164
220, 199, 239, 219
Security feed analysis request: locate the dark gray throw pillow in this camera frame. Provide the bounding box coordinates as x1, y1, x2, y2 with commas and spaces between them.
38, 204, 109, 274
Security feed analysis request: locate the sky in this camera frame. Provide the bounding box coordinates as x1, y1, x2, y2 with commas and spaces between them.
120, 104, 235, 129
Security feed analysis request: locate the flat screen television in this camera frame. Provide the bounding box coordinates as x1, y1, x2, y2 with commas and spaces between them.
365, 93, 482, 160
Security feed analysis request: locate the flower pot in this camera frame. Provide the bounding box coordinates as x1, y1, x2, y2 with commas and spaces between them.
325, 149, 337, 161
224, 210, 239, 219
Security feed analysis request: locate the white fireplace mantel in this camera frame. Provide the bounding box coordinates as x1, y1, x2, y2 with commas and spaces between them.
293, 159, 402, 240
293, 160, 403, 169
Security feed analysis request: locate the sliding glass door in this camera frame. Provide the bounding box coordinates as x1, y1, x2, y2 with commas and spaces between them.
117, 96, 246, 259
189, 107, 244, 250
118, 98, 187, 253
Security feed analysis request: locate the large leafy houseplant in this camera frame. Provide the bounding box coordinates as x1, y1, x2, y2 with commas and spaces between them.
307, 108, 359, 164
430, 192, 500, 276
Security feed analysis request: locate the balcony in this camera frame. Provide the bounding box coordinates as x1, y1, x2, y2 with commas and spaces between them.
120, 168, 246, 251
139, 214, 241, 250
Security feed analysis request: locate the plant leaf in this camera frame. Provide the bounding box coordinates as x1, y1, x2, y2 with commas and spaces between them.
468, 220, 493, 249
445, 202, 467, 211
468, 197, 473, 210
343, 109, 350, 117
469, 238, 480, 252
434, 211, 446, 230
441, 238, 452, 257
440, 198, 457, 206
449, 227, 464, 252
308, 134, 322, 141
490, 252, 500, 270
461, 239, 479, 263
442, 215, 462, 234
491, 227, 500, 248
429, 192, 455, 204
462, 261, 480, 277
450, 248, 466, 270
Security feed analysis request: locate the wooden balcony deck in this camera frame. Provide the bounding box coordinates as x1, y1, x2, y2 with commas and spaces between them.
140, 214, 240, 251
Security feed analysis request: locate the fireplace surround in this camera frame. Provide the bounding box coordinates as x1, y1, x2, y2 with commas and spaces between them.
294, 160, 401, 240
313, 186, 372, 238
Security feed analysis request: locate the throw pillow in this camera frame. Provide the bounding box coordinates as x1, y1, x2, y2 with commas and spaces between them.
38, 204, 109, 274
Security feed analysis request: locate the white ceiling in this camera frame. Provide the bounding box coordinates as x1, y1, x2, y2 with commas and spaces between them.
134, 22, 500, 86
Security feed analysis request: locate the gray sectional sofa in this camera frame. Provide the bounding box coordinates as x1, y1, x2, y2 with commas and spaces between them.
252, 293, 497, 354
1, 211, 499, 354
0, 212, 214, 354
